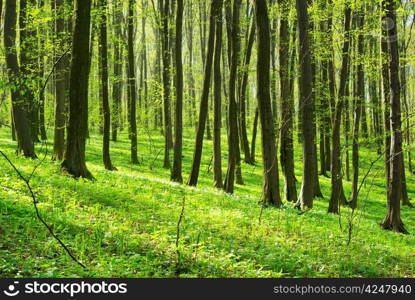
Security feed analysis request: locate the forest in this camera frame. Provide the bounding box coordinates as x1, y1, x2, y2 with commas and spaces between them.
0, 0, 414, 278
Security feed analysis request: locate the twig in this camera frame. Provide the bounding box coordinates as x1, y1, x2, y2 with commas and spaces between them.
175, 194, 186, 274
0, 150, 86, 269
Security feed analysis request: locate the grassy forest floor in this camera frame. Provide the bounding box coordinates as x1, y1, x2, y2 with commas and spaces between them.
0, 126, 415, 278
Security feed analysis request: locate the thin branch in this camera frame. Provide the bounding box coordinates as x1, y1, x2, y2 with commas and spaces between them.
0, 150, 86, 269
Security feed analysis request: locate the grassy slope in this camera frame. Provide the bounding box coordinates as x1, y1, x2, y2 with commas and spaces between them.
0, 126, 414, 278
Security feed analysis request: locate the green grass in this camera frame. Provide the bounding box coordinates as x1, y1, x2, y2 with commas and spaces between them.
0, 126, 414, 278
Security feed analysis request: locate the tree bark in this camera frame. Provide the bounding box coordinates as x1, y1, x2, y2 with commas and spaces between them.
161, 0, 173, 168
381, 19, 391, 196
254, 0, 282, 207
213, 0, 223, 188
238, 17, 255, 165
279, 0, 297, 203
250, 107, 259, 164
381, 0, 408, 234
224, 0, 241, 194
171, 0, 184, 183
20, 0, 39, 144
98, 0, 116, 171
349, 9, 364, 209
4, 0, 36, 158
127, 0, 138, 164
61, 0, 92, 178
111, 2, 123, 142
328, 6, 351, 214
295, 0, 315, 209
187, 0, 221, 186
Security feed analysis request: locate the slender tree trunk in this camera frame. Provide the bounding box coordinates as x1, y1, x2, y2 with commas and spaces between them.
224, 0, 241, 194
187, 0, 221, 186
128, 0, 138, 164
349, 9, 364, 209
185, 1, 196, 129
141, 0, 148, 127
250, 107, 259, 163
98, 0, 116, 171
361, 96, 369, 139
328, 6, 351, 214
171, 0, 184, 183
254, 0, 282, 207
295, 0, 315, 209
4, 0, 36, 158
213, 0, 223, 188
381, 0, 407, 234
61, 0, 92, 178
38, 0, 47, 141
381, 22, 391, 196
111, 3, 122, 142
52, 0, 68, 160
161, 0, 172, 168
238, 18, 255, 165
198, 0, 212, 141
279, 0, 297, 203
20, 0, 40, 144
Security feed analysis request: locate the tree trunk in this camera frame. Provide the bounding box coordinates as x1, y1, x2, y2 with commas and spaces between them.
20, 0, 40, 144
381, 19, 391, 196
185, 1, 196, 129
328, 6, 351, 214
187, 0, 221, 186
171, 0, 184, 183
111, 2, 123, 142
295, 0, 315, 209
38, 0, 47, 141
213, 0, 223, 188
251, 108, 259, 163
224, 0, 241, 194
128, 0, 138, 164
98, 0, 116, 171
52, 0, 68, 160
4, 0, 36, 158
161, 0, 173, 169
380, 0, 407, 234
61, 0, 92, 178
254, 0, 282, 207
238, 18, 255, 165
250, 108, 259, 164
349, 9, 364, 209
279, 0, 297, 203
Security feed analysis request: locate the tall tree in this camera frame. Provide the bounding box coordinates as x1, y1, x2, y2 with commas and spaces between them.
349, 7, 365, 209
52, 0, 67, 160
187, 0, 221, 186
380, 0, 407, 234
279, 0, 297, 203
4, 0, 36, 158
171, 0, 184, 183
111, 1, 123, 142
238, 17, 255, 165
224, 0, 241, 194
37, 0, 47, 142
20, 0, 39, 143
295, 0, 315, 209
98, 0, 116, 171
381, 12, 391, 196
128, 0, 138, 164
328, 6, 351, 214
254, 0, 282, 207
161, 0, 173, 169
213, 0, 223, 188
61, 0, 92, 178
